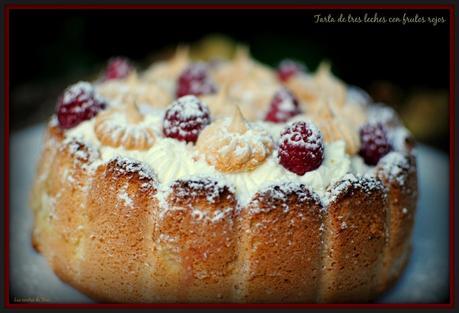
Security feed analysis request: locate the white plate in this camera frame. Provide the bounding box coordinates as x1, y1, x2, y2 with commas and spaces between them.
9, 124, 450, 303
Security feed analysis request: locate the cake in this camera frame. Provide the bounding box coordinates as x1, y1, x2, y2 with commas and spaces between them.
30, 47, 418, 303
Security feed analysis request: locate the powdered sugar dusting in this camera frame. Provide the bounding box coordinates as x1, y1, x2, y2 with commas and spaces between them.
346, 85, 372, 106
118, 184, 133, 208
64, 110, 353, 206
191, 207, 234, 223
196, 116, 274, 173
162, 95, 211, 142
261, 182, 321, 204
61, 81, 106, 112
367, 103, 401, 127
388, 126, 412, 153
265, 88, 301, 122
95, 110, 156, 149
108, 156, 158, 185
280, 120, 323, 150
156, 177, 236, 222
63, 139, 100, 170
155, 184, 173, 219
167, 95, 209, 119
53, 53, 416, 215
171, 176, 235, 204
324, 173, 385, 206
63, 82, 94, 103
249, 182, 322, 214
378, 151, 412, 186
49, 115, 59, 127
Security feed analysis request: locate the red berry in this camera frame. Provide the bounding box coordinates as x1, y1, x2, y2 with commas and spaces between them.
264, 88, 301, 123
162, 95, 211, 143
104, 57, 132, 80
176, 63, 217, 98
278, 121, 324, 175
56, 82, 107, 129
277, 59, 305, 82
359, 123, 392, 165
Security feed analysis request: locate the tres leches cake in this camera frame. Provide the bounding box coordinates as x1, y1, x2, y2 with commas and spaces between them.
30, 47, 418, 303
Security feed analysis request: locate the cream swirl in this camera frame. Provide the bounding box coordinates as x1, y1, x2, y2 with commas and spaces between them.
94, 97, 156, 150
96, 72, 171, 108
65, 107, 352, 205
196, 106, 274, 173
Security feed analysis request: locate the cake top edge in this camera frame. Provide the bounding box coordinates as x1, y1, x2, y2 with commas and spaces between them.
46, 47, 416, 207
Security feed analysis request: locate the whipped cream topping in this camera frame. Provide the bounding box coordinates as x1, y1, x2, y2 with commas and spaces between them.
63, 82, 94, 103
196, 106, 274, 173
94, 109, 156, 150
346, 85, 372, 107
59, 52, 413, 207
142, 46, 190, 94
65, 105, 354, 205
96, 76, 172, 108
209, 49, 280, 121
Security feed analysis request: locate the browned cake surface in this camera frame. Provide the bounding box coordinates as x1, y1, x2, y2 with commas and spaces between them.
236, 184, 323, 303
30, 120, 418, 303
319, 177, 387, 303
78, 158, 158, 302
154, 179, 238, 303
31, 124, 64, 252
376, 154, 418, 292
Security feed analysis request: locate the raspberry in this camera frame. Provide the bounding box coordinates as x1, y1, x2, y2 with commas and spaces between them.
162, 95, 211, 143
359, 123, 392, 165
56, 82, 107, 129
104, 57, 132, 80
176, 62, 217, 98
264, 88, 301, 123
278, 121, 324, 175
277, 59, 305, 82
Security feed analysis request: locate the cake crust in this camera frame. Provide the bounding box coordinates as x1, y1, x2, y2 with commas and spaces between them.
319, 176, 387, 303
376, 153, 418, 293
30, 118, 418, 303
29, 51, 418, 303
153, 179, 238, 302
236, 184, 323, 303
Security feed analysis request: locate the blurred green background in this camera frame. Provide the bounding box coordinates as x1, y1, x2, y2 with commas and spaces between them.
10, 9, 450, 151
